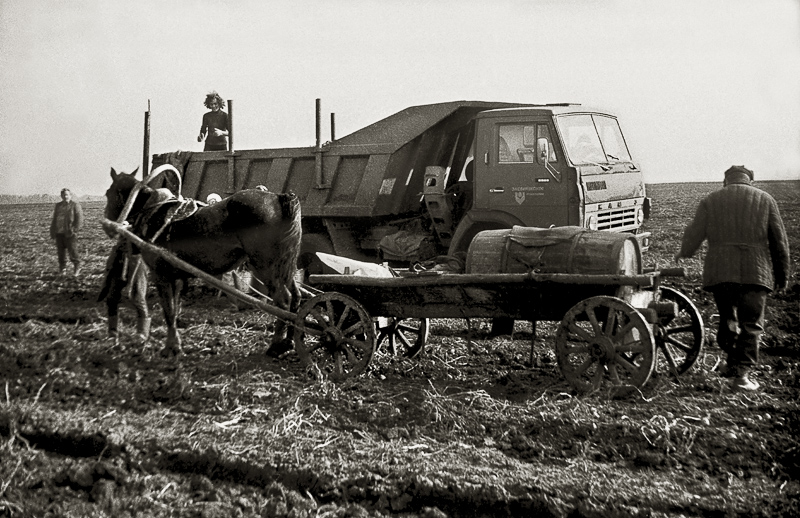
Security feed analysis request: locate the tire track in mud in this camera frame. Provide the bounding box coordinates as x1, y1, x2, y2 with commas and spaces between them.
5, 417, 753, 518
0, 417, 561, 517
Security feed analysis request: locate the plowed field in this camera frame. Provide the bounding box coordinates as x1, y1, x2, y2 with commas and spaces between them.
1, 181, 798, 517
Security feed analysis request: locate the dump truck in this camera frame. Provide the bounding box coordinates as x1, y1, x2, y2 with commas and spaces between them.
152, 100, 651, 275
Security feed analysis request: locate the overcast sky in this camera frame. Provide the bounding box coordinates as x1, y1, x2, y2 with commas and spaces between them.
1, 0, 799, 196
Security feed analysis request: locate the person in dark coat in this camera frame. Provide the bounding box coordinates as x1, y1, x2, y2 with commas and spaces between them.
675, 165, 791, 391
197, 91, 229, 151
50, 188, 84, 275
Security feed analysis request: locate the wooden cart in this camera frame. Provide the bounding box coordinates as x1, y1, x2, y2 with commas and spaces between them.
105, 214, 703, 394
303, 268, 704, 393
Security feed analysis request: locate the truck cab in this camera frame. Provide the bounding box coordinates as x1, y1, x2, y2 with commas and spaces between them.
447, 106, 650, 256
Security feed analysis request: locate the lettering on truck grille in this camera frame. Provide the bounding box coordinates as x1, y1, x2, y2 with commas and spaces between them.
585, 181, 607, 191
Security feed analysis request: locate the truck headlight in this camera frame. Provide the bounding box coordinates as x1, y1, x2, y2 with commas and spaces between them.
588, 214, 598, 230
636, 207, 645, 225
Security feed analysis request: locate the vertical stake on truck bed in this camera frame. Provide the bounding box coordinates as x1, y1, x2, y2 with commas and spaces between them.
314, 98, 330, 189
227, 99, 234, 153
142, 100, 150, 178
226, 99, 237, 194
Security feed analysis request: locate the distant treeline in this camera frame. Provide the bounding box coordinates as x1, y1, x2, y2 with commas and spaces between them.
0, 194, 106, 205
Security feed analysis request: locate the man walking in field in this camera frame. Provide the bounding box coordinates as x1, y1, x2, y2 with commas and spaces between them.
50, 188, 84, 276
675, 165, 790, 391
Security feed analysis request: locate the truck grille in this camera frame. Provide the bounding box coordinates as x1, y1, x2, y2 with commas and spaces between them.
597, 208, 637, 230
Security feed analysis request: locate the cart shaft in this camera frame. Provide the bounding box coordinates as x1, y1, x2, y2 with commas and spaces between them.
102, 219, 301, 325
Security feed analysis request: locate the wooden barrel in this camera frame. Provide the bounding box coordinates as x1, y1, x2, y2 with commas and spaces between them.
466, 226, 641, 275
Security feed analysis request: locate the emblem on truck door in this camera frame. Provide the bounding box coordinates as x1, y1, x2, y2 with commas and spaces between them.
515, 192, 525, 204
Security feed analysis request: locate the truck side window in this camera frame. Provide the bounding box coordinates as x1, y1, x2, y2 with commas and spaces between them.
498, 124, 521, 162
499, 136, 514, 162
499, 124, 531, 163
499, 124, 554, 163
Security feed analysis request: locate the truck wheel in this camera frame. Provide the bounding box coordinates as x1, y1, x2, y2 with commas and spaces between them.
299, 233, 336, 280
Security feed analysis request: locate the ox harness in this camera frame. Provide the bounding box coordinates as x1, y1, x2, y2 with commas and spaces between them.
135, 189, 202, 243
118, 189, 203, 283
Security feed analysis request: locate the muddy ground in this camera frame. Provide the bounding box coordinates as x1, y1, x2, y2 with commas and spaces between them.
0, 181, 798, 517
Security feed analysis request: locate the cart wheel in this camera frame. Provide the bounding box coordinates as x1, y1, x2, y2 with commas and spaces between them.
556, 295, 656, 393
293, 292, 376, 381
376, 318, 430, 358
654, 287, 704, 376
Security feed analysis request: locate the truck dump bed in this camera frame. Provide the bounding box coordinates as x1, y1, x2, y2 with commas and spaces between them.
153, 101, 529, 218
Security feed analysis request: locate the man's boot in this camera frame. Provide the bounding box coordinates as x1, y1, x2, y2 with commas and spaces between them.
136, 317, 151, 343
732, 366, 759, 391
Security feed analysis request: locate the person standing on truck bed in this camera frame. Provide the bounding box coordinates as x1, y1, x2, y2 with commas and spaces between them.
197, 91, 229, 151
674, 165, 791, 392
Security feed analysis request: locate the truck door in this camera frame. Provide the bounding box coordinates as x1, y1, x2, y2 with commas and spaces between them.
474, 119, 569, 227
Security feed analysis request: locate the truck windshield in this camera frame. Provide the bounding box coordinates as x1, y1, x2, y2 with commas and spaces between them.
557, 114, 632, 165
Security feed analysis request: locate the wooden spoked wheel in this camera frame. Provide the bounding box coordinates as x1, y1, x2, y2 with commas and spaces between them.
376, 318, 430, 358
556, 296, 656, 393
293, 292, 376, 381
654, 287, 704, 376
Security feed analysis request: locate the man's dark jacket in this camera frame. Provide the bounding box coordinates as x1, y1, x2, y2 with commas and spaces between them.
50, 200, 84, 239
677, 175, 790, 291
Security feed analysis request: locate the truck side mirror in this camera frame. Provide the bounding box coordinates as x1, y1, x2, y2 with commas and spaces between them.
536, 138, 550, 165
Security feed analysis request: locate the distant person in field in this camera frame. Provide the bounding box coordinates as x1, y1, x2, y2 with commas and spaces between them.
674, 165, 791, 392
197, 91, 229, 151
50, 188, 84, 276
